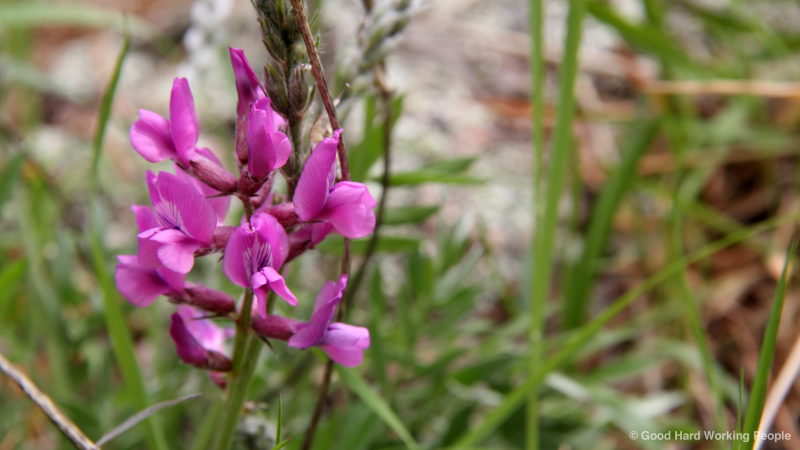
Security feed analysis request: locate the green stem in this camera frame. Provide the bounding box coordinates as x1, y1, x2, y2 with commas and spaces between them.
526, 0, 545, 447
212, 288, 263, 450
527, 0, 588, 448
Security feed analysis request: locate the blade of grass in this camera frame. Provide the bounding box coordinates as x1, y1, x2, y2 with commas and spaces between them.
739, 238, 798, 450
457, 212, 800, 447
527, 0, 589, 448
86, 26, 169, 450
335, 365, 420, 450
96, 394, 202, 446
587, 1, 700, 73
0, 4, 155, 40
562, 115, 659, 329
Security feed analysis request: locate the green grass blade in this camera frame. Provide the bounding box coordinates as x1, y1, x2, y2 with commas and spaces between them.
0, 4, 156, 40
456, 212, 800, 447
587, 1, 700, 73
527, 0, 590, 448
739, 238, 798, 449
526, 0, 545, 445
87, 28, 169, 450
562, 115, 659, 329
276, 394, 282, 444
335, 365, 420, 450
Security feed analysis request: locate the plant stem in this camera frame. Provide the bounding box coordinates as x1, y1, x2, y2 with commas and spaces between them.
212, 288, 262, 450
288, 1, 355, 448
526, 0, 545, 447
527, 0, 588, 448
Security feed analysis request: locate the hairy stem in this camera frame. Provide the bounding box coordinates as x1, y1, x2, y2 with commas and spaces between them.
289, 1, 354, 448
212, 197, 262, 450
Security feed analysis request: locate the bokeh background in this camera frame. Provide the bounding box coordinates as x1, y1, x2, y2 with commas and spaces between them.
3, 0, 800, 449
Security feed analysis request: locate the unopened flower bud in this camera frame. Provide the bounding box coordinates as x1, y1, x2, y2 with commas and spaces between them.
213, 226, 237, 249
189, 155, 238, 193
264, 63, 290, 116
289, 65, 313, 113
266, 202, 300, 228
184, 283, 236, 314
251, 314, 296, 341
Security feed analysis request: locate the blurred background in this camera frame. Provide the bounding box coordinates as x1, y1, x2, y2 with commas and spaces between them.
3, 0, 800, 449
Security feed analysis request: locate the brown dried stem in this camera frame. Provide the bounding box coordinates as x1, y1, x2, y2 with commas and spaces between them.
0, 352, 99, 450
288, 1, 353, 449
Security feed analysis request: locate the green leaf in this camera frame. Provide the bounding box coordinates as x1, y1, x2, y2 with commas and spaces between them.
335, 366, 420, 450
0, 153, 26, 210
276, 394, 282, 444
562, 116, 660, 329
456, 212, 800, 447
382, 157, 483, 186
0, 259, 27, 319
739, 238, 798, 450
0, 4, 156, 40
316, 235, 422, 255
86, 28, 169, 450
381, 206, 440, 225
349, 95, 404, 182
587, 1, 701, 73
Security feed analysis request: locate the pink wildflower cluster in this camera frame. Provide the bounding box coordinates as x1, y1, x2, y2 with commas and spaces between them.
115, 48, 374, 379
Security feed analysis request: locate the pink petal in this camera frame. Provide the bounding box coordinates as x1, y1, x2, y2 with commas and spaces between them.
222, 224, 255, 287
153, 171, 216, 244
169, 78, 199, 166
158, 267, 187, 293
137, 228, 165, 268
270, 132, 291, 169
115, 255, 177, 307
174, 161, 230, 224
131, 204, 160, 232
250, 212, 290, 269
315, 182, 376, 238
251, 271, 269, 318
313, 274, 348, 313
262, 266, 297, 306
229, 47, 265, 118
150, 229, 203, 274
318, 343, 364, 367
246, 108, 278, 179
177, 306, 228, 355
322, 323, 370, 349
293, 132, 341, 221
288, 298, 337, 349
130, 110, 177, 163
169, 313, 207, 366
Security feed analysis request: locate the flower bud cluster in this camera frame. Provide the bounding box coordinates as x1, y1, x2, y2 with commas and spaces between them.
116, 47, 376, 383
253, 0, 315, 185
336, 0, 418, 108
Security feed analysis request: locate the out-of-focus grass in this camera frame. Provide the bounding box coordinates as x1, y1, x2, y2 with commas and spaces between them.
2, 1, 800, 450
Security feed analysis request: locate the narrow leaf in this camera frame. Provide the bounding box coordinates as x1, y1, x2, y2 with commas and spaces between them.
335, 366, 420, 450
96, 394, 202, 447
740, 238, 798, 449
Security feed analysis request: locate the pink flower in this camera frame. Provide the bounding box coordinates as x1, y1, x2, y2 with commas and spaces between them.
293, 130, 376, 239
130, 78, 237, 193
222, 212, 297, 317
130, 78, 199, 167
174, 153, 230, 225
252, 275, 370, 367
114, 255, 185, 307
136, 171, 217, 274
246, 97, 291, 180
230, 48, 268, 120
169, 306, 233, 372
